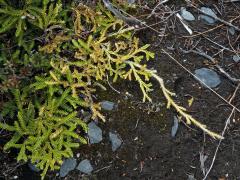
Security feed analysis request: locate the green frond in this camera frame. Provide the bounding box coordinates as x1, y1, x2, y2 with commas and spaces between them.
0, 16, 18, 33
3, 133, 21, 150
12, 89, 23, 111
0, 122, 15, 131
17, 144, 28, 162
17, 111, 28, 132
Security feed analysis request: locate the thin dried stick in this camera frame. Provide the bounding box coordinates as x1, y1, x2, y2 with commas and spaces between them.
102, 0, 140, 25
176, 13, 193, 35
202, 108, 235, 180
147, 0, 170, 19
202, 83, 240, 180
203, 35, 234, 52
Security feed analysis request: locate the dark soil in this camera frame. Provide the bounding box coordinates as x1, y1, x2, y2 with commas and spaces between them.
1, 1, 240, 180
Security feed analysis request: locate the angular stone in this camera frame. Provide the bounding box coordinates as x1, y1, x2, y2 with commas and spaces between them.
109, 132, 122, 151
229, 27, 236, 36
128, 0, 135, 4
76, 159, 93, 175
28, 162, 40, 173
194, 68, 221, 88
200, 7, 217, 24
59, 158, 77, 177
233, 55, 240, 62
188, 174, 197, 180
180, 7, 195, 21
88, 122, 103, 144
100, 101, 116, 111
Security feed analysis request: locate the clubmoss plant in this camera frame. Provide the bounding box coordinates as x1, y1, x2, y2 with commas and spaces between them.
0, 88, 87, 178
0, 1, 222, 179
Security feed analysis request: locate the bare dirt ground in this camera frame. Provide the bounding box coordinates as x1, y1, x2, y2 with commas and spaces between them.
1, 0, 240, 180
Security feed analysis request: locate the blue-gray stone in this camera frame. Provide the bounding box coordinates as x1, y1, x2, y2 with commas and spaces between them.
200, 7, 217, 24
60, 158, 77, 177
171, 116, 179, 138
128, 0, 135, 4
109, 132, 122, 151
233, 55, 240, 62
180, 7, 195, 21
100, 101, 116, 111
194, 68, 221, 88
188, 174, 197, 180
88, 122, 103, 144
76, 159, 93, 175
229, 27, 236, 36
28, 162, 40, 172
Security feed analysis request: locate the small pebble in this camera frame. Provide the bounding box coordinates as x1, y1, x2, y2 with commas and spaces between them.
128, 0, 135, 4
59, 158, 77, 177
187, 174, 197, 180
100, 101, 116, 111
88, 121, 103, 144
228, 27, 236, 36
109, 132, 122, 151
171, 116, 179, 138
194, 68, 221, 88
233, 55, 240, 62
180, 7, 195, 21
199, 7, 217, 24
28, 162, 40, 172
76, 159, 93, 175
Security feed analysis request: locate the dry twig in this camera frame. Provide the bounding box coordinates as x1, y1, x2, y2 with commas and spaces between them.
147, 0, 170, 18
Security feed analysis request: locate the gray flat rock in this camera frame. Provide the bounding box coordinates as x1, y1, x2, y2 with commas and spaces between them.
60, 158, 77, 177
200, 7, 217, 24
194, 68, 221, 88
109, 132, 122, 151
88, 121, 103, 144
100, 101, 116, 111
233, 55, 240, 62
76, 159, 93, 175
180, 7, 195, 21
